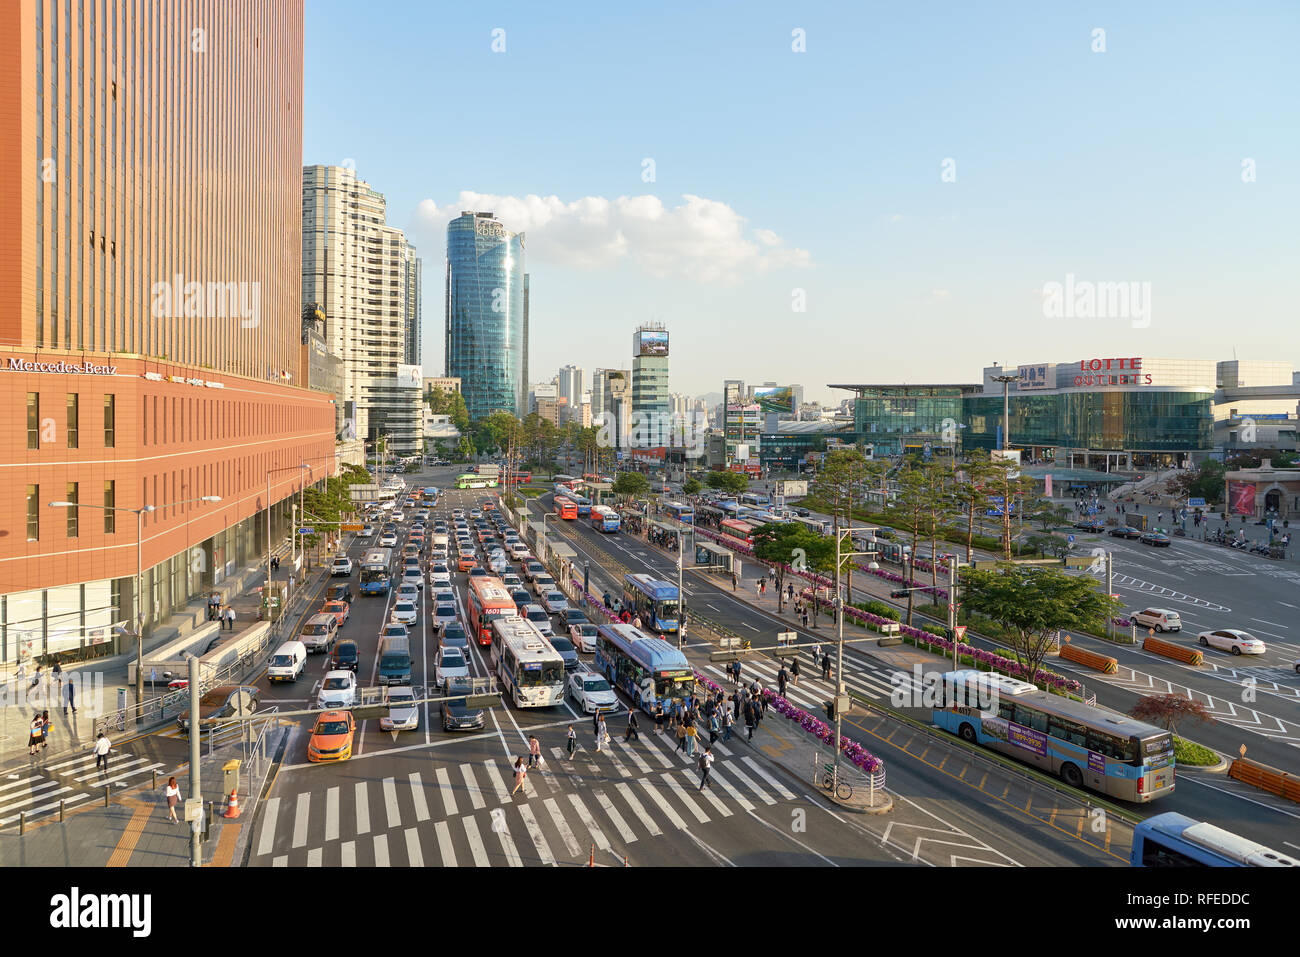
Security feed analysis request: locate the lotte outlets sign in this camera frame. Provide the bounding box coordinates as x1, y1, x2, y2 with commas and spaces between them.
1073, 357, 1152, 388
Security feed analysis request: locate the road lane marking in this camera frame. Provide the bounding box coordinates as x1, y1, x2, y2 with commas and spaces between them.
434, 820, 456, 866
594, 790, 637, 844
687, 769, 733, 817
638, 779, 690, 830
568, 793, 610, 850
613, 736, 653, 773
325, 787, 339, 842
544, 797, 582, 857
516, 804, 556, 866
462, 815, 490, 866
383, 776, 401, 828
483, 760, 512, 803
404, 827, 424, 866
306, 847, 322, 867
408, 772, 430, 822
292, 792, 310, 848
460, 763, 487, 809
341, 841, 355, 866
495, 816, 524, 867
257, 797, 281, 857
725, 762, 777, 805
435, 767, 458, 816
614, 782, 662, 836
708, 767, 755, 812
354, 782, 370, 834
373, 833, 390, 867
661, 772, 711, 823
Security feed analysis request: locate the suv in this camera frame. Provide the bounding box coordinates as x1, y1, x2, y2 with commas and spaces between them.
331, 556, 353, 577
1133, 608, 1182, 633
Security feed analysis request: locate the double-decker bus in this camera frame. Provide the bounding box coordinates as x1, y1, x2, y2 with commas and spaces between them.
664, 501, 694, 524
932, 670, 1175, 802
590, 505, 621, 533
621, 573, 680, 633
359, 548, 393, 595
467, 576, 518, 647
490, 616, 565, 707
554, 496, 578, 520
593, 623, 695, 713
718, 519, 757, 551
1130, 812, 1299, 867
456, 473, 497, 490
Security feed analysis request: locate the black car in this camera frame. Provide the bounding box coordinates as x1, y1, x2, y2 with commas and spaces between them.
1108, 525, 1141, 539
510, 588, 533, 613
177, 684, 261, 735
441, 677, 486, 731
1140, 532, 1172, 547
331, 640, 359, 672
325, 582, 354, 605
548, 636, 581, 672
559, 608, 589, 630
793, 507, 811, 517
1073, 520, 1106, 533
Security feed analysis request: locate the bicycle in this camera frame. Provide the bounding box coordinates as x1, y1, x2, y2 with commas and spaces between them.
818, 762, 853, 800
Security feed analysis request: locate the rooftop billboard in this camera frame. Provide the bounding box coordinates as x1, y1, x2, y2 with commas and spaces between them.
754, 385, 795, 414
636, 330, 669, 357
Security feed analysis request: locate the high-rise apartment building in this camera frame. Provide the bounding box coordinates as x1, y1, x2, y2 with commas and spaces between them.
592, 369, 632, 448
0, 0, 336, 661
632, 324, 670, 445
559, 365, 584, 409
302, 165, 422, 456
445, 212, 528, 420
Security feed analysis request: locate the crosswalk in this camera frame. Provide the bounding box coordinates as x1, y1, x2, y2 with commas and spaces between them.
0, 746, 166, 827
704, 649, 930, 714
251, 731, 798, 867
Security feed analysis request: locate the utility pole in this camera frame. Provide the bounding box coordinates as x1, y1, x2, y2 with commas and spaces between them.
948, 558, 960, 671
831, 526, 871, 791
991, 373, 1017, 452
188, 653, 202, 867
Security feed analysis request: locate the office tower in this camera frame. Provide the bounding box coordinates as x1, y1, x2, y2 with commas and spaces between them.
632, 323, 670, 445
559, 365, 584, 411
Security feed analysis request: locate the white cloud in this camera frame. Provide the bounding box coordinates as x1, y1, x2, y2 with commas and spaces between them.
411, 191, 811, 284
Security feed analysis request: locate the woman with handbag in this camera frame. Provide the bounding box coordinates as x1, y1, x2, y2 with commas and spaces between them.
164, 777, 181, 824
28, 714, 44, 756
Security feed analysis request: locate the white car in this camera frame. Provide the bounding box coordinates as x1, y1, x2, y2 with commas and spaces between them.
429, 563, 452, 587
432, 588, 455, 605
379, 685, 419, 731
570, 623, 599, 653
359, 525, 376, 539
316, 670, 358, 709
522, 604, 553, 637
541, 591, 568, 614
488, 554, 510, 575
390, 601, 418, 625
432, 603, 458, 635
568, 671, 618, 714
391, 510, 405, 522
509, 542, 530, 559
435, 647, 470, 685
380, 533, 398, 547
397, 583, 420, 603
330, 556, 353, 577
1133, 608, 1181, 633
401, 567, 424, 590
1196, 629, 1266, 656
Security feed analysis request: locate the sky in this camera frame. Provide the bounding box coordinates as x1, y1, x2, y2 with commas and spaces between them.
303, 1, 1299, 407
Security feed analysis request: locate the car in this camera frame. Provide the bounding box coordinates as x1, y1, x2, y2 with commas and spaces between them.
379, 685, 419, 732
570, 623, 600, 653
177, 684, 261, 735
510, 588, 533, 614
1140, 532, 1172, 547
1196, 629, 1267, 656
330, 556, 353, 577
432, 603, 459, 635
307, 710, 356, 763
532, 575, 556, 598
541, 591, 569, 614
467, 567, 490, 579
316, 669, 358, 709
391, 510, 405, 522
523, 560, 545, 581
397, 582, 420, 603
402, 566, 425, 590
500, 573, 522, 588
435, 646, 470, 685
379, 533, 398, 547
1133, 608, 1181, 633
568, 670, 618, 713
1108, 525, 1142, 539
509, 542, 530, 559
441, 677, 486, 731
429, 563, 452, 587
359, 524, 376, 538
488, 554, 510, 575
300, 613, 339, 653
416, 510, 431, 521
549, 635, 580, 671
457, 554, 477, 573
440, 621, 469, 651
330, 639, 359, 672
1073, 520, 1106, 533
324, 582, 354, 605
560, 607, 588, 630
379, 623, 410, 642
432, 588, 455, 605
402, 544, 421, 560
390, 600, 419, 625
793, 507, 811, 517
470, 509, 482, 519
321, 600, 350, 627
452, 508, 465, 519
522, 604, 554, 637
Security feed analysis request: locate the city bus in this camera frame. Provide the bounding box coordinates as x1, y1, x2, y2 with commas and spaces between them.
553, 474, 578, 488
554, 496, 578, 520
664, 501, 694, 524
621, 573, 680, 633
1130, 812, 1299, 867
456, 473, 497, 490
594, 623, 695, 713
695, 504, 726, 530
740, 492, 770, 507
489, 616, 566, 707
467, 576, 518, 647
931, 670, 1176, 803
718, 501, 743, 520
591, 505, 621, 533
507, 471, 532, 485
718, 519, 757, 551
568, 493, 592, 517
792, 515, 831, 536
359, 548, 393, 595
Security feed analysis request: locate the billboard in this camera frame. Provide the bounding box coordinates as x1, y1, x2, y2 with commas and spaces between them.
396, 364, 422, 389
754, 385, 795, 414
1016, 363, 1054, 391
1227, 481, 1255, 516
636, 330, 669, 357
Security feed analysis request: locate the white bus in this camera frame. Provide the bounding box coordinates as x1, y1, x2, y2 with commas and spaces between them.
489, 616, 566, 708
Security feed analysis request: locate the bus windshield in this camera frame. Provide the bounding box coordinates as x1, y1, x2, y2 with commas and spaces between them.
655, 672, 695, 700
518, 661, 565, 686
360, 568, 388, 584
656, 599, 680, 620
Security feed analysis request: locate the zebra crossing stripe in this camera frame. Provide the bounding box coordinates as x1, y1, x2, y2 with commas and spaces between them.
42, 752, 95, 772
273, 856, 287, 867
707, 766, 755, 811
593, 790, 637, 844
461, 763, 486, 809
292, 792, 311, 848
544, 797, 582, 857
257, 797, 280, 856
516, 804, 556, 866
341, 841, 356, 867
614, 782, 662, 836
602, 743, 633, 778
405, 827, 424, 867
434, 820, 456, 866
741, 756, 797, 801
354, 782, 370, 834
435, 767, 458, 816
686, 769, 733, 817
483, 761, 512, 804
1, 783, 79, 819
614, 736, 653, 773
72, 757, 150, 783
0, 774, 49, 793
725, 762, 777, 806
636, 731, 677, 768
462, 816, 490, 866
660, 772, 710, 823
2, 789, 89, 825
567, 794, 610, 851
306, 847, 322, 867
712, 740, 734, 757
383, 777, 402, 828
496, 816, 523, 867
373, 833, 390, 867
638, 779, 690, 830
325, 787, 339, 842
409, 772, 430, 822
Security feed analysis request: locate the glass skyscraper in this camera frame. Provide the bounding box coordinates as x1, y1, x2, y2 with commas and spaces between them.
445, 212, 528, 419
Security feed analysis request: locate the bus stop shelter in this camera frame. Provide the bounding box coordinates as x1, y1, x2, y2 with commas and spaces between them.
541, 538, 578, 583
693, 540, 737, 574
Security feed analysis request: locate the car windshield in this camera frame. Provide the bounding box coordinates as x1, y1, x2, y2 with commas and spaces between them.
578, 625, 598, 636
323, 677, 350, 690
269, 655, 293, 667
527, 610, 547, 621
546, 593, 564, 604
550, 638, 573, 652
380, 653, 409, 669
382, 628, 406, 638
584, 678, 611, 693
388, 691, 414, 704
437, 607, 455, 618
316, 720, 350, 735
441, 652, 464, 667
335, 646, 357, 659
302, 623, 327, 636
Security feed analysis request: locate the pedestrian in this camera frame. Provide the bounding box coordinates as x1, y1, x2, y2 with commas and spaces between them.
63, 675, 77, 714
566, 725, 577, 760
528, 735, 542, 770
676, 718, 688, 752
822, 653, 832, 681
28, 713, 44, 756
165, 776, 181, 824
801, 609, 809, 629
225, 605, 236, 631
734, 659, 743, 687
40, 710, 50, 749
595, 716, 608, 752
708, 712, 720, 745
777, 666, 788, 698
592, 707, 601, 737
790, 656, 801, 685
811, 642, 821, 667
685, 721, 698, 757
722, 707, 734, 741
51, 660, 63, 696
624, 710, 640, 742
510, 756, 528, 797
787, 583, 795, 603
94, 731, 111, 772
731, 571, 737, 592
29, 664, 42, 693
633, 616, 643, 630
698, 747, 715, 791
654, 702, 665, 734
732, 691, 742, 722
744, 700, 756, 741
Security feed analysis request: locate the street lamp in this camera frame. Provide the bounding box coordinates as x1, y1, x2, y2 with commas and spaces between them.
266, 464, 311, 623
830, 524, 875, 792
49, 495, 221, 702
990, 373, 1017, 452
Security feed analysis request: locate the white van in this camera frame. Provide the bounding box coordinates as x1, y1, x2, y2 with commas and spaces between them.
1133, 608, 1182, 633
267, 641, 307, 682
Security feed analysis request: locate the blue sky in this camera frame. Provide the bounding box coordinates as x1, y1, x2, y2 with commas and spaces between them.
304, 1, 1298, 405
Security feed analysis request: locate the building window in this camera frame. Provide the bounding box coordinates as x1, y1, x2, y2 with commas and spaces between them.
103, 394, 115, 447
65, 482, 79, 538
27, 393, 40, 449
104, 480, 115, 533
66, 393, 79, 448
26, 485, 39, 541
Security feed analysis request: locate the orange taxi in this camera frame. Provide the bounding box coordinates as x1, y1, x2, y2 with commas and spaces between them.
307, 710, 356, 763
457, 554, 477, 572
321, 600, 350, 627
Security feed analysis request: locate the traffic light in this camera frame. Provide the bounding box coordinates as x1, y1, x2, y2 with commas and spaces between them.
824, 699, 836, 722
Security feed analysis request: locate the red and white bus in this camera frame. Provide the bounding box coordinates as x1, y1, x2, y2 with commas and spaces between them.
554, 496, 578, 520
719, 519, 757, 550
467, 576, 518, 647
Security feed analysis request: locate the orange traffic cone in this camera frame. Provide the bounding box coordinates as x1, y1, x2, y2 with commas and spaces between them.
223, 788, 240, 819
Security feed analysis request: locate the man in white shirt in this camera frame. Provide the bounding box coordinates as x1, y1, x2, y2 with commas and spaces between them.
94, 732, 111, 772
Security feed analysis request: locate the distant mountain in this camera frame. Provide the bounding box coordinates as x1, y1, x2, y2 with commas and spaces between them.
696, 391, 722, 407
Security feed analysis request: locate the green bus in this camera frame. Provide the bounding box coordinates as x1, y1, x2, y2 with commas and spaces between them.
456, 473, 498, 490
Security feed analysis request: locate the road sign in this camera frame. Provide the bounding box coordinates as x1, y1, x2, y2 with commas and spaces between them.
776, 631, 797, 647
1188, 497, 1206, 508
341, 523, 364, 532
954, 625, 967, 641
1067, 534, 1075, 543
297, 527, 314, 536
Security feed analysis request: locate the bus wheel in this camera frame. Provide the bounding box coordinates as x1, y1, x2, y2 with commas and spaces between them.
958, 723, 976, 743
1060, 763, 1083, 788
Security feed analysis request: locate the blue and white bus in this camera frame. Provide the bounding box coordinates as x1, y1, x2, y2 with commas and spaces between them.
591, 505, 621, 533
594, 623, 695, 713
740, 492, 770, 507
931, 670, 1175, 803
359, 548, 393, 595
664, 501, 694, 524
621, 573, 680, 633
568, 493, 592, 517
718, 501, 743, 519
1131, 813, 1298, 867
490, 616, 565, 708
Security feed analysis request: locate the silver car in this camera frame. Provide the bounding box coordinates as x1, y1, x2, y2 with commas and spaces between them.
379, 685, 419, 731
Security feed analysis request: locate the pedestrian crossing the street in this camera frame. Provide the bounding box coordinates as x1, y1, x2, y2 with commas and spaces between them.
0, 746, 166, 827
251, 739, 798, 866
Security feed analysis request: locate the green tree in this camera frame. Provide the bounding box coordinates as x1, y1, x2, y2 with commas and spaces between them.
814, 449, 887, 612
706, 470, 748, 495
962, 564, 1121, 683
682, 478, 702, 496
889, 460, 935, 625
1171, 461, 1227, 506
752, 523, 835, 613
612, 471, 650, 503
953, 451, 999, 563
1032, 501, 1072, 532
